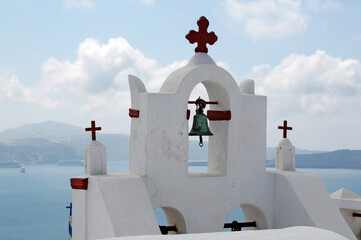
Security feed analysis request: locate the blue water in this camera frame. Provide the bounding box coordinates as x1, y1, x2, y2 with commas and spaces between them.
1, 162, 361, 239
0, 162, 128, 240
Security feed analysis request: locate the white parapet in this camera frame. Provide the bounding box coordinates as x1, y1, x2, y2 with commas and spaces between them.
84, 141, 107, 175
72, 174, 160, 240
276, 138, 295, 171
101, 226, 348, 240
239, 79, 255, 95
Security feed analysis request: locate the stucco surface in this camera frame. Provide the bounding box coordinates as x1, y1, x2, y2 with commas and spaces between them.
71, 52, 357, 240
102, 226, 348, 240
276, 138, 295, 171
270, 171, 355, 239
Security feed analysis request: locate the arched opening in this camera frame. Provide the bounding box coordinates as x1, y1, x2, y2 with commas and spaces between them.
187, 81, 230, 175
224, 204, 267, 231
224, 206, 245, 232
339, 208, 361, 239
154, 207, 186, 235
188, 83, 210, 173
241, 204, 267, 230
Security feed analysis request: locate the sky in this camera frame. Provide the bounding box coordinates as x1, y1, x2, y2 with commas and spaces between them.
0, 0, 361, 151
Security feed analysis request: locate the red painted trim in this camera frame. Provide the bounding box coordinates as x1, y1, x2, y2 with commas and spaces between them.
207, 110, 231, 121
129, 109, 140, 118
187, 109, 190, 120
71, 178, 88, 190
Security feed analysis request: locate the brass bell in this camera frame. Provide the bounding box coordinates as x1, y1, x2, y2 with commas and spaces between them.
189, 97, 213, 147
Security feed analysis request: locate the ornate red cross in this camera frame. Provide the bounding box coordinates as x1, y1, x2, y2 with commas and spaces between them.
186, 16, 218, 53
85, 120, 101, 141
278, 120, 292, 138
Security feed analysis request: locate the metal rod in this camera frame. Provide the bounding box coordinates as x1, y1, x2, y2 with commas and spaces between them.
66, 203, 72, 216
224, 221, 256, 231
159, 225, 177, 235
353, 212, 361, 217
188, 101, 218, 105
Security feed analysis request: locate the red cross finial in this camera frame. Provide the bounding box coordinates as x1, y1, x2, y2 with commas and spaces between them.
85, 120, 101, 141
186, 16, 218, 53
278, 120, 292, 138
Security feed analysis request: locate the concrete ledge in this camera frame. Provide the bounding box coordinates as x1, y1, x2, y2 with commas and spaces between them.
101, 226, 348, 240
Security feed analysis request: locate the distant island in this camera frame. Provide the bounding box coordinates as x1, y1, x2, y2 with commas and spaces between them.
267, 149, 361, 169
0, 121, 361, 169
0, 121, 129, 165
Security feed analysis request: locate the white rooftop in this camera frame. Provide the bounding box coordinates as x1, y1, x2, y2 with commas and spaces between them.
331, 188, 361, 200
102, 227, 348, 240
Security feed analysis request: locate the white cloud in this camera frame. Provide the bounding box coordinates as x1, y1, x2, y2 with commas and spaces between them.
73, 91, 132, 133
76, 91, 130, 116
245, 50, 361, 150
220, 0, 309, 39
0, 68, 63, 109
219, 0, 340, 39
63, 0, 94, 9
39, 37, 189, 121
40, 37, 186, 95
251, 50, 361, 116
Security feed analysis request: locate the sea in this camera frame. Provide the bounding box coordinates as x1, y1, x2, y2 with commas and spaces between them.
1, 162, 361, 240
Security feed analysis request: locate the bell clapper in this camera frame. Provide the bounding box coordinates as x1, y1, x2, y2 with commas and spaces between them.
199, 135, 203, 147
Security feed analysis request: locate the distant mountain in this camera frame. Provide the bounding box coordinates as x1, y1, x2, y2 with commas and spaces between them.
295, 149, 361, 169
266, 147, 325, 161
0, 138, 79, 164
0, 121, 129, 163
1, 121, 359, 169
0, 121, 83, 141
0, 121, 204, 163
266, 149, 361, 169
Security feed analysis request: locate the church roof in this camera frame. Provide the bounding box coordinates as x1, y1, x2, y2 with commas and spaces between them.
102, 226, 347, 240
331, 188, 361, 199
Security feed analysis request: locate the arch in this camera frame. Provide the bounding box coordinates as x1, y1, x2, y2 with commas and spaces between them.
188, 83, 210, 173
154, 207, 186, 234
223, 206, 245, 231
241, 204, 268, 230
175, 66, 238, 108
186, 80, 230, 175
160, 53, 239, 99
159, 54, 242, 177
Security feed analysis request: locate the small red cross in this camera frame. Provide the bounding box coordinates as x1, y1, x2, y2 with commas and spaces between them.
186, 16, 218, 53
85, 121, 101, 141
278, 120, 292, 138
